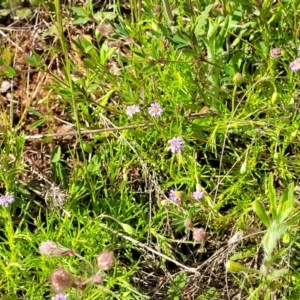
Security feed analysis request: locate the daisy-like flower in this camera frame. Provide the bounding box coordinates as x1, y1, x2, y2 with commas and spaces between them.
168, 137, 184, 153
0, 194, 14, 207
192, 189, 204, 200
52, 294, 69, 300
290, 58, 300, 72
126, 105, 140, 117
270, 48, 281, 58
169, 190, 181, 202
148, 102, 163, 117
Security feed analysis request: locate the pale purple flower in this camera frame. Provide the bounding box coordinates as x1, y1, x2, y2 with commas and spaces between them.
168, 137, 184, 153
270, 48, 281, 58
192, 190, 204, 200
169, 190, 181, 202
290, 58, 300, 72
126, 105, 140, 117
52, 294, 69, 300
148, 102, 163, 117
0, 194, 14, 207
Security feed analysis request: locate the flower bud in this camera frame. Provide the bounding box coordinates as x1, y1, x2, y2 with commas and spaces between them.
49, 268, 72, 293
153, 6, 161, 14
184, 219, 193, 228
271, 91, 278, 104
97, 251, 115, 271
233, 73, 243, 86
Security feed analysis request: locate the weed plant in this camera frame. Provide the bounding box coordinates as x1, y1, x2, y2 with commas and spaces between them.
1, 0, 300, 299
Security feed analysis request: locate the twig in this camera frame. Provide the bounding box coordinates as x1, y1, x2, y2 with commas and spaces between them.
98, 222, 199, 274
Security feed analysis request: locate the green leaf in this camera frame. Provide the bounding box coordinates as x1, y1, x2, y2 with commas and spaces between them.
120, 222, 135, 235
28, 118, 46, 129
194, 4, 213, 38
51, 146, 61, 163
253, 200, 271, 229
83, 142, 93, 153
268, 173, 277, 219
278, 182, 294, 222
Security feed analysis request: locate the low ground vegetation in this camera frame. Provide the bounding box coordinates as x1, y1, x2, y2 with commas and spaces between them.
1, 0, 300, 299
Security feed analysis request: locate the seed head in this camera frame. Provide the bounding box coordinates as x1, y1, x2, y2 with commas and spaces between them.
49, 268, 72, 293
97, 251, 115, 271
193, 228, 206, 242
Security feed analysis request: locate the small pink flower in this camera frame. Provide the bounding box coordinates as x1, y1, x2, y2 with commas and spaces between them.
97, 251, 115, 271
49, 268, 72, 293
39, 241, 73, 256
193, 228, 206, 242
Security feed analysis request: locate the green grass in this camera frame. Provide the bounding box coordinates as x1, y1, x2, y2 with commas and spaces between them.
1, 0, 300, 299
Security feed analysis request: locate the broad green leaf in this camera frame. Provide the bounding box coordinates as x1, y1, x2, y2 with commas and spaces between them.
278, 182, 294, 222
194, 4, 213, 38
51, 146, 61, 163
253, 201, 271, 229
120, 222, 135, 235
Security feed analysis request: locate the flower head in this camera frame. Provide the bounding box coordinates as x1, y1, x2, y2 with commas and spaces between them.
39, 240, 73, 256
126, 105, 140, 117
148, 102, 163, 117
168, 137, 184, 153
184, 219, 193, 228
96, 23, 114, 37
193, 228, 206, 242
49, 268, 72, 293
52, 294, 69, 300
270, 48, 281, 58
0, 194, 14, 207
169, 190, 181, 202
90, 274, 104, 285
97, 250, 115, 271
290, 58, 300, 72
192, 189, 204, 200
